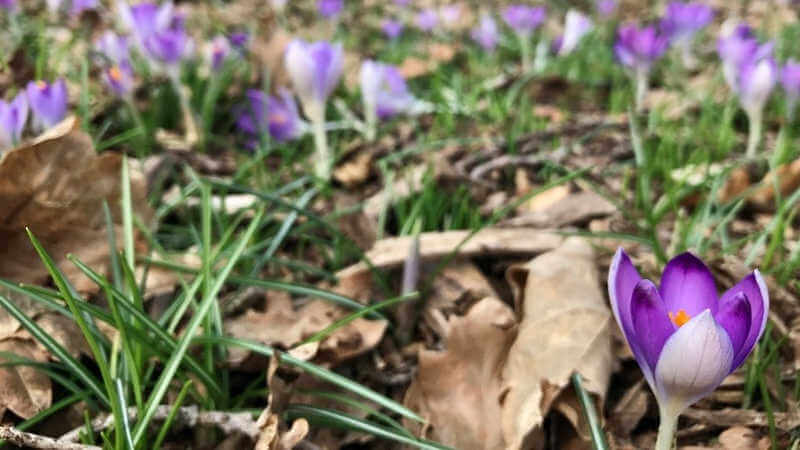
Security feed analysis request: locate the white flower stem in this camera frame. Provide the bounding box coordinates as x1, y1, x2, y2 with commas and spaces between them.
519, 34, 532, 73
169, 74, 199, 147
746, 109, 763, 159
654, 408, 678, 450
635, 69, 649, 114
311, 113, 331, 181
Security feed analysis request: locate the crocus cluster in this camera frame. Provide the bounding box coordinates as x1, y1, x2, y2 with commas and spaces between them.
717, 22, 776, 157
609, 249, 768, 450
660, 2, 713, 67
360, 61, 415, 140
614, 24, 669, 111
0, 79, 68, 150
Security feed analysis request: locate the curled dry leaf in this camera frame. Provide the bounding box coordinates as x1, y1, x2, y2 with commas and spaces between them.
224, 293, 387, 367
502, 237, 613, 448
0, 117, 151, 293
403, 296, 517, 450
0, 338, 51, 420
255, 355, 309, 450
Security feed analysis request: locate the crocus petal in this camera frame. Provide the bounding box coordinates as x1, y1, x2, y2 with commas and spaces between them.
608, 248, 643, 339
630, 279, 676, 375
715, 292, 751, 361
659, 252, 718, 317
719, 270, 769, 369
654, 309, 734, 414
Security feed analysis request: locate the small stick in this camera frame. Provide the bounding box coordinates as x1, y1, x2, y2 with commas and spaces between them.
59, 406, 259, 443
0, 425, 101, 450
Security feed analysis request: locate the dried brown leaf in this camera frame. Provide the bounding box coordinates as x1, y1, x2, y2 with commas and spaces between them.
0, 338, 51, 419
718, 427, 759, 450
502, 238, 613, 448
0, 117, 151, 293
403, 297, 517, 450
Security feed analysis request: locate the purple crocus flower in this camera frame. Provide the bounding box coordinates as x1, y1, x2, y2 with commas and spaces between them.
717, 22, 758, 91
26, 79, 68, 131
95, 32, 135, 97
104, 64, 135, 97
781, 60, 800, 118
229, 32, 250, 51
609, 249, 768, 449
119, 2, 192, 69
0, 93, 28, 149
206, 35, 231, 71
70, 0, 97, 16
614, 24, 669, 110
471, 14, 499, 52
0, 0, 16, 12
284, 39, 343, 121
502, 5, 546, 36
660, 2, 713, 67
95, 31, 131, 65
382, 19, 404, 39
596, 0, 616, 17
317, 0, 343, 19
554, 9, 593, 56
360, 60, 415, 122
415, 9, 439, 32
736, 42, 777, 157
236, 89, 305, 143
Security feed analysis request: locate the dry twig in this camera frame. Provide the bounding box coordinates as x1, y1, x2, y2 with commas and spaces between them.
0, 425, 101, 450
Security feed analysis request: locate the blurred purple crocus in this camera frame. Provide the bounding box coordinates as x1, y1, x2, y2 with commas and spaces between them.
284, 39, 343, 179
360, 60, 415, 139
0, 93, 28, 149
596, 0, 616, 17
236, 89, 305, 144
609, 249, 768, 450
471, 14, 499, 52
382, 19, 404, 40
317, 0, 343, 19
206, 35, 231, 72
554, 10, 593, 56
26, 79, 68, 131
738, 44, 777, 157
660, 2, 714, 68
502, 5, 546, 36
415, 9, 439, 32
95, 32, 135, 97
119, 2, 192, 70
229, 32, 250, 51
717, 22, 757, 90
0, 0, 16, 12
781, 60, 800, 119
614, 23, 669, 111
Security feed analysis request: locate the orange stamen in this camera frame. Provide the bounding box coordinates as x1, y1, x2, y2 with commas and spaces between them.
668, 309, 691, 328
36, 81, 48, 90
109, 66, 122, 82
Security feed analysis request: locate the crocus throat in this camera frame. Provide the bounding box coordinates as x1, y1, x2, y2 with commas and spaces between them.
37, 81, 48, 91
272, 113, 287, 125
668, 309, 691, 327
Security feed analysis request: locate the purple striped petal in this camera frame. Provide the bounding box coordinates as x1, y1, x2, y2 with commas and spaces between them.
608, 248, 643, 345
720, 271, 769, 369
630, 279, 676, 374
659, 252, 719, 317
715, 291, 751, 363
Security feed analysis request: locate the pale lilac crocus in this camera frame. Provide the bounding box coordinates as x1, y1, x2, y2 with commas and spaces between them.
596, 0, 616, 17
660, 2, 714, 68
717, 21, 757, 91
471, 14, 499, 52
0, 93, 28, 149
119, 1, 193, 71
236, 89, 305, 145
502, 5, 546, 72
736, 43, 777, 158
781, 60, 800, 119
609, 249, 768, 450
614, 24, 669, 111
317, 0, 343, 19
95, 32, 135, 97
415, 9, 438, 32
26, 79, 68, 131
382, 19, 404, 40
360, 60, 415, 140
284, 39, 343, 180
206, 35, 231, 72
554, 10, 593, 56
